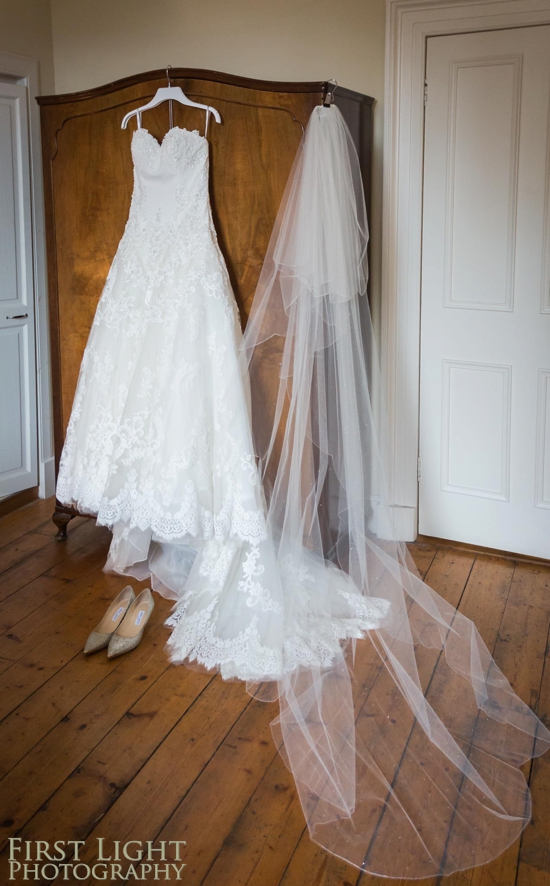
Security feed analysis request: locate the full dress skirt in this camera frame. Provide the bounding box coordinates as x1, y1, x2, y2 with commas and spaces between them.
56, 125, 389, 682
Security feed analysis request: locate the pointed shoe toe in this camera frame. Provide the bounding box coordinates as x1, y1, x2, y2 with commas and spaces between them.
106, 633, 142, 659
83, 585, 136, 655
84, 631, 112, 655
107, 589, 155, 659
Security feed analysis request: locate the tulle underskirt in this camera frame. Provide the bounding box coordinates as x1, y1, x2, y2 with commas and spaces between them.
102, 522, 392, 681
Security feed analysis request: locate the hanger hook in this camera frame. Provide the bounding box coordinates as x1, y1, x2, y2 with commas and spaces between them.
166, 65, 174, 129
323, 78, 338, 108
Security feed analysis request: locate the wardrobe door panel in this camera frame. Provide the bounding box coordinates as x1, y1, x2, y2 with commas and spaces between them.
51, 111, 133, 442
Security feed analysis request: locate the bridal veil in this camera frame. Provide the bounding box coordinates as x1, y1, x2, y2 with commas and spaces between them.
242, 104, 550, 878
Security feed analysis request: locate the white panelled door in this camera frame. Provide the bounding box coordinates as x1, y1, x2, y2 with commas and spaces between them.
0, 81, 38, 496
419, 26, 550, 559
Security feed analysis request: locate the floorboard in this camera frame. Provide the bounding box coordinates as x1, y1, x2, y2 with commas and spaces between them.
0, 500, 547, 886
0, 498, 59, 548
516, 569, 550, 886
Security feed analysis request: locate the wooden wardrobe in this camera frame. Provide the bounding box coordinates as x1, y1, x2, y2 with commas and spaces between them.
37, 68, 374, 538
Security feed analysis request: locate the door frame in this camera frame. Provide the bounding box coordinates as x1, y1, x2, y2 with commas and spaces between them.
382, 0, 550, 539
0, 51, 54, 499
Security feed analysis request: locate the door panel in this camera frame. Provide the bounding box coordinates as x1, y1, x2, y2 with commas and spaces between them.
445, 57, 520, 311
419, 26, 550, 559
0, 81, 38, 497
441, 360, 511, 500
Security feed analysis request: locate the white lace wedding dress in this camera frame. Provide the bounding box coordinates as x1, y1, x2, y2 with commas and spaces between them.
56, 123, 390, 681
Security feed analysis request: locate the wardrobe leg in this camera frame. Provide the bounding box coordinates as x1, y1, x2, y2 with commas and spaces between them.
52, 505, 74, 541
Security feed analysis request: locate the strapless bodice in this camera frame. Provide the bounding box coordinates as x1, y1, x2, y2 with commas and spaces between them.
128, 127, 210, 226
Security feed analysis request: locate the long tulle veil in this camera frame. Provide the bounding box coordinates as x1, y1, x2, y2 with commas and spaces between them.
242, 104, 550, 878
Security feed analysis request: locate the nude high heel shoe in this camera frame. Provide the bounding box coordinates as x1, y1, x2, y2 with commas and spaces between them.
84, 585, 135, 654
107, 588, 155, 659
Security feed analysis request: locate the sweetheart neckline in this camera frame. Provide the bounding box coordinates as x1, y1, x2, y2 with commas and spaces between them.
133, 126, 208, 147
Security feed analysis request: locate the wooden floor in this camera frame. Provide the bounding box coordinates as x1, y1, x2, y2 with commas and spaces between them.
0, 497, 548, 886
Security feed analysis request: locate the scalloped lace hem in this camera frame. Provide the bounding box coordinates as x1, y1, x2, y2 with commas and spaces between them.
57, 490, 267, 548
165, 587, 391, 682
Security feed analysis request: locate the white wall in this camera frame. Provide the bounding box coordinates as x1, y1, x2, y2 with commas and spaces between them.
50, 0, 384, 97
0, 0, 54, 93
50, 0, 386, 329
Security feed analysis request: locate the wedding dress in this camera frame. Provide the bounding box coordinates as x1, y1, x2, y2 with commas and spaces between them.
56, 119, 389, 682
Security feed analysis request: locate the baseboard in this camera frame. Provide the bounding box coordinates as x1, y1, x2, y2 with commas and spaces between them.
39, 457, 56, 499
370, 502, 418, 542
0, 486, 39, 519
416, 534, 550, 567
